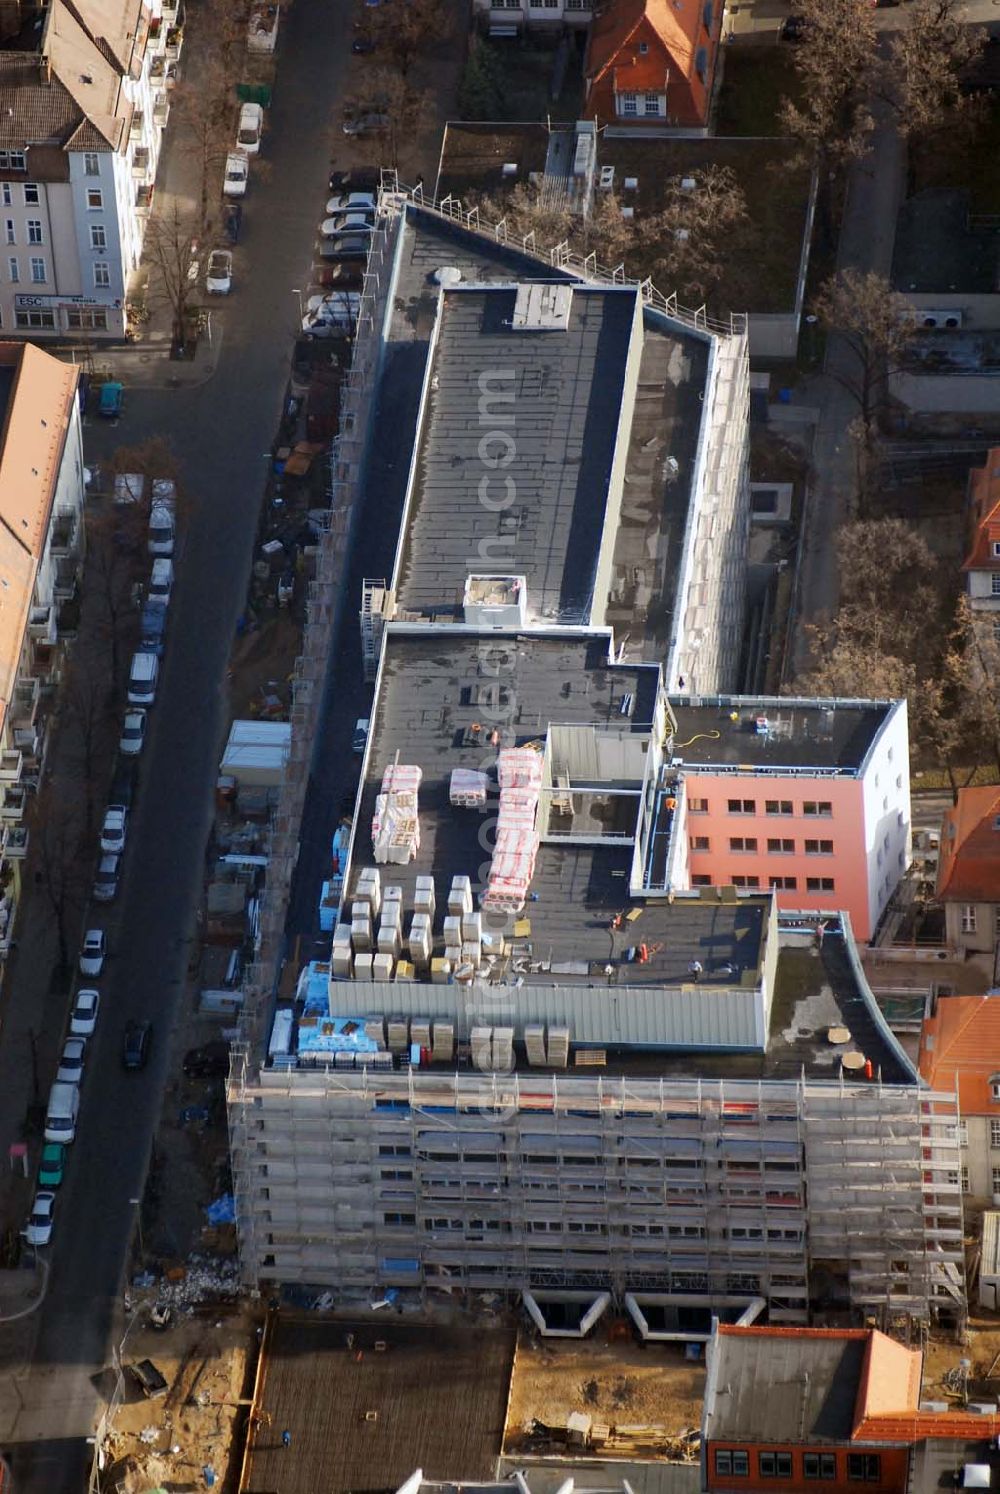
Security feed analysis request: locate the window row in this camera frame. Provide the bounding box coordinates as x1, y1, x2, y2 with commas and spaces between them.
4, 257, 109, 287
692, 874, 836, 893
0, 182, 41, 207
0, 151, 27, 171
713, 1450, 881, 1482
702, 798, 834, 817
691, 836, 834, 855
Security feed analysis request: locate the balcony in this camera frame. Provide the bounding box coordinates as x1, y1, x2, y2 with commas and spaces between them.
132, 147, 151, 179
153, 93, 169, 127
28, 605, 56, 644
13, 726, 42, 764
130, 110, 145, 139
165, 24, 183, 57
149, 54, 165, 79
0, 750, 22, 785
135, 183, 155, 215
10, 676, 39, 730
2, 825, 28, 859
54, 557, 78, 603
49, 508, 77, 558
1, 785, 26, 822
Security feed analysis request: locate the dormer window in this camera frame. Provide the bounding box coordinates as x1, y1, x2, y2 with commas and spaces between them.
639, 40, 648, 52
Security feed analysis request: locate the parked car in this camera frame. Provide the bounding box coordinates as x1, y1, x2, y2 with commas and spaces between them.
223, 151, 249, 197
325, 191, 377, 215
206, 248, 233, 295
111, 764, 135, 808
119, 709, 147, 758
328, 168, 379, 194
38, 1143, 65, 1189
93, 852, 120, 902
140, 602, 167, 657
316, 234, 371, 262
311, 263, 363, 290
100, 806, 128, 854
123, 1020, 152, 1071
236, 101, 263, 154
23, 1191, 55, 1247
222, 199, 242, 244
128, 650, 159, 707
183, 1040, 230, 1078
98, 381, 123, 419
56, 1037, 86, 1086
70, 987, 100, 1036
342, 112, 389, 137
79, 930, 106, 979
322, 213, 374, 238
148, 501, 175, 558
147, 558, 174, 607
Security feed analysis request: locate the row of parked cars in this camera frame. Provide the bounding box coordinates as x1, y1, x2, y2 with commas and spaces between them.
301, 168, 378, 339
25, 482, 178, 1251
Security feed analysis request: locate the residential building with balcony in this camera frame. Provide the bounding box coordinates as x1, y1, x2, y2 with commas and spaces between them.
0, 340, 84, 949
0, 0, 181, 338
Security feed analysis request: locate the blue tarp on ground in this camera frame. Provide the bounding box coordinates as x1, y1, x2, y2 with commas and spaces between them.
205, 1194, 236, 1225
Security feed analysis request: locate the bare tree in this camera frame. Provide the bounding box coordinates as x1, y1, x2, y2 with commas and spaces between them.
32, 784, 87, 978
143, 201, 203, 354
637, 166, 750, 306
61, 648, 115, 836
812, 269, 916, 474
367, 0, 446, 79
344, 67, 426, 170
880, 0, 987, 141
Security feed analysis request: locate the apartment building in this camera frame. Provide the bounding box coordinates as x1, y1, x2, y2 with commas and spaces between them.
703, 1323, 1000, 1494
962, 447, 1000, 626
475, 0, 593, 34
919, 993, 1000, 1207
936, 786, 1000, 961
667, 695, 911, 941
0, 0, 181, 339
0, 341, 84, 949
227, 198, 960, 1327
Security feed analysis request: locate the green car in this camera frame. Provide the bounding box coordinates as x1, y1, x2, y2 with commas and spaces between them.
38, 1143, 65, 1188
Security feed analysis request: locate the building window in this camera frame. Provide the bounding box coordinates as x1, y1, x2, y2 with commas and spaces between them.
804, 839, 833, 855
93, 261, 110, 287
4, 221, 13, 245
991, 1119, 1000, 1148
29, 257, 46, 283
848, 1456, 881, 1483
758, 1453, 793, 1478
690, 836, 710, 851
806, 876, 835, 892
804, 1455, 837, 1480
22, 182, 39, 205
14, 308, 55, 329
66, 308, 109, 331
0, 152, 27, 172
731, 874, 759, 888
770, 875, 797, 891
992, 573, 1000, 596
962, 1165, 970, 1193
382, 1211, 415, 1226
689, 797, 708, 813
767, 838, 794, 854
619, 92, 638, 115
0, 185, 9, 206
26, 220, 42, 245
715, 1451, 749, 1477
803, 801, 832, 817
765, 800, 792, 816
86, 188, 103, 210
7, 257, 18, 283
992, 1165, 1000, 1195
641, 93, 664, 116
84, 152, 100, 176
90, 223, 107, 250
691, 874, 712, 887
962, 905, 977, 934
728, 798, 755, 814
729, 837, 757, 853
955, 1120, 968, 1145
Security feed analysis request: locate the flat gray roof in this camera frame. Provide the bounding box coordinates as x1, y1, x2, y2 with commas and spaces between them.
395, 283, 637, 622
670, 696, 892, 773
705, 1330, 866, 1444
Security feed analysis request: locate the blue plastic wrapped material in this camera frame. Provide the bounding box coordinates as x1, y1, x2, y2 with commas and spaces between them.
205, 1194, 236, 1225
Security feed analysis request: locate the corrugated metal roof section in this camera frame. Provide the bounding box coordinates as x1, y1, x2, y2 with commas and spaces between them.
982, 1211, 1000, 1279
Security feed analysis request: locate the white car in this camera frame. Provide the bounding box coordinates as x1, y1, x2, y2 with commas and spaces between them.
70, 988, 100, 1036
324, 208, 374, 234
93, 852, 120, 903
23, 1191, 55, 1247
120, 709, 147, 756
147, 558, 174, 607
326, 191, 377, 215
223, 151, 249, 198
206, 249, 232, 295
79, 930, 106, 979
100, 806, 128, 854
56, 1038, 86, 1085
236, 101, 263, 154
320, 214, 374, 239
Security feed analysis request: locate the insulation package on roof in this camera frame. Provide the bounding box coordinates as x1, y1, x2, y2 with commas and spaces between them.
372, 763, 422, 865
450, 768, 489, 807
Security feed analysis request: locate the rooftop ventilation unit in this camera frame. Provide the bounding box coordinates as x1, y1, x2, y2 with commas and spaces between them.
918, 308, 963, 329
623, 176, 638, 191
599, 165, 615, 191
622, 206, 634, 220
573, 130, 593, 179
511, 283, 573, 332
502, 161, 518, 177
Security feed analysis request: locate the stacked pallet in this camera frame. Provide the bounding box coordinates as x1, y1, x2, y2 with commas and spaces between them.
481, 748, 543, 912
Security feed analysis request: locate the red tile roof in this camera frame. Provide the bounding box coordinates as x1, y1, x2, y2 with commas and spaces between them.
936, 785, 1000, 904
963, 446, 1000, 571
919, 992, 1000, 1115
587, 0, 703, 100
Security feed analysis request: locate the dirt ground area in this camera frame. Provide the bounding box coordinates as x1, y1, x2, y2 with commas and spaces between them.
227, 609, 302, 722
102, 1302, 260, 1493
922, 1314, 1000, 1403
504, 1324, 705, 1454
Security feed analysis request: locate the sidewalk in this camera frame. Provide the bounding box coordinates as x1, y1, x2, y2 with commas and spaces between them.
87, 319, 224, 392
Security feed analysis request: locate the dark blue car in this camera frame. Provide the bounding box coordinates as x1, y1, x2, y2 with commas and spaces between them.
140, 603, 167, 657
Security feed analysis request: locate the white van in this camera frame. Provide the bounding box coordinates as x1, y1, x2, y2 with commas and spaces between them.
128, 650, 159, 706
45, 1082, 79, 1144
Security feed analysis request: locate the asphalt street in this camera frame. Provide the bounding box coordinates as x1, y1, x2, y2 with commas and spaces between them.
0, 0, 357, 1486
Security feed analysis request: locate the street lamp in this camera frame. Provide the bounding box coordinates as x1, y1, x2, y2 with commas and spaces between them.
129, 1196, 144, 1265
291, 287, 303, 322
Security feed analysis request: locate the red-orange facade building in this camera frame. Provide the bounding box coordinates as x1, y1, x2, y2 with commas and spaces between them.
585, 0, 722, 128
